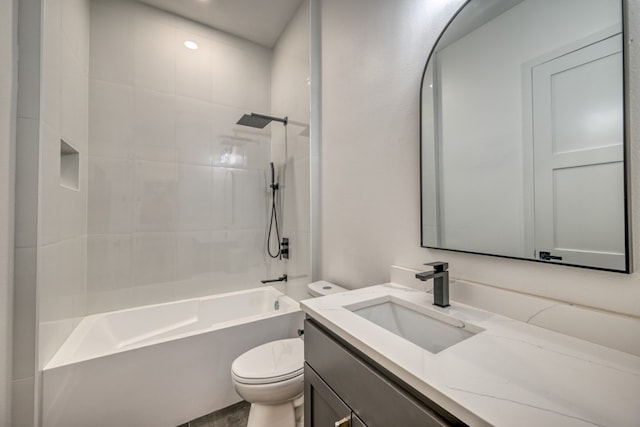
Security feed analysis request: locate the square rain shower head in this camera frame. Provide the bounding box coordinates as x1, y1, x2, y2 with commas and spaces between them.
236, 114, 272, 129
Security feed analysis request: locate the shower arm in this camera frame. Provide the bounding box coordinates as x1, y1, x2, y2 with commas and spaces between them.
251, 113, 288, 126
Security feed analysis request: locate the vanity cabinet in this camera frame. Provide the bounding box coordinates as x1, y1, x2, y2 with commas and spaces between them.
304, 319, 466, 427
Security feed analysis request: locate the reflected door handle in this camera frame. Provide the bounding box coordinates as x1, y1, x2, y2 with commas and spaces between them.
335, 415, 350, 427
539, 251, 563, 261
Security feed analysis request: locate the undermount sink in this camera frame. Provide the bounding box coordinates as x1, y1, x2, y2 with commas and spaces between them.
347, 297, 483, 354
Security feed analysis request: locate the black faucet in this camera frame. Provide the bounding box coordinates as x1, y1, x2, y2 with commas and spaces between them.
415, 262, 449, 308
261, 274, 287, 284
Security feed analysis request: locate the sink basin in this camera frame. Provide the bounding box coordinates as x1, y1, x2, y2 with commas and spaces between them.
347, 297, 483, 354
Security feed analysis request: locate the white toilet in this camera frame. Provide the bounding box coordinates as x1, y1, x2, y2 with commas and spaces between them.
231, 281, 346, 427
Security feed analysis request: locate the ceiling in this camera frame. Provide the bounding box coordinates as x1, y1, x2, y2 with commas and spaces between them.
137, 0, 304, 48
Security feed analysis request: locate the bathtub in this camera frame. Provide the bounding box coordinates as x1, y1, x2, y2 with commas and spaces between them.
41, 286, 303, 427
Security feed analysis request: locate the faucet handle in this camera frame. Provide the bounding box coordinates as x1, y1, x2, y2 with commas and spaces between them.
424, 261, 448, 272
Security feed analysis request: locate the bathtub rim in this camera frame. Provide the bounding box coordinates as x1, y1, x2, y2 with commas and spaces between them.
44, 285, 301, 370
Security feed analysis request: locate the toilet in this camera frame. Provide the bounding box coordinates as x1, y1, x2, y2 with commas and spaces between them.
231, 281, 346, 427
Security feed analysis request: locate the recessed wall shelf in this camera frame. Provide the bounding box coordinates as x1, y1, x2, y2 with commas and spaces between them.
60, 139, 79, 191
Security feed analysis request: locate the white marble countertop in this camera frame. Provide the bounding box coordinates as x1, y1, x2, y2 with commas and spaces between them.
300, 283, 640, 427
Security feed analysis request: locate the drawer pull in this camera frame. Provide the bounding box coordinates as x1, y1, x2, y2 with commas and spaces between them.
335, 415, 350, 427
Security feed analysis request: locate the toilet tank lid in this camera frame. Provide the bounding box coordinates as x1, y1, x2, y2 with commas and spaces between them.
307, 281, 347, 297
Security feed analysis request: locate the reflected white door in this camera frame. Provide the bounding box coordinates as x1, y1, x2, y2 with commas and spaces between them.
532, 34, 625, 270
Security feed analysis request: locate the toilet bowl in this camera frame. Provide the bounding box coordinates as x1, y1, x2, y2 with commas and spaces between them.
230, 281, 347, 427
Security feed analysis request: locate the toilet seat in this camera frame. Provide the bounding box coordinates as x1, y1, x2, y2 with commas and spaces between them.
231, 338, 304, 385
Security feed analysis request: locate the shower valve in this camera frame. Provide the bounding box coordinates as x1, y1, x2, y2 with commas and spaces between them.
280, 238, 289, 260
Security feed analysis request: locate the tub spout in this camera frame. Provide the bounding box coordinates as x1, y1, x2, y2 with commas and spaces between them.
261, 274, 287, 284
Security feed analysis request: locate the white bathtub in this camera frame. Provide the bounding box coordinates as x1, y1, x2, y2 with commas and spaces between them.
42, 286, 303, 427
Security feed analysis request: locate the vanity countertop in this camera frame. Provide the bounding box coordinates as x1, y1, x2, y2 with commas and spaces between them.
300, 283, 640, 427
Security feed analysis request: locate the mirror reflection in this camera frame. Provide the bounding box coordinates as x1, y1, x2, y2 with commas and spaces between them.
420, 0, 629, 271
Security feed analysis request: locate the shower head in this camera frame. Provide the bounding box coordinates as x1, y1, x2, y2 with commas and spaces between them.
236, 113, 288, 129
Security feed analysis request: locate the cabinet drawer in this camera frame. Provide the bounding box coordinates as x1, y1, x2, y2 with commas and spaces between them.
305, 319, 465, 427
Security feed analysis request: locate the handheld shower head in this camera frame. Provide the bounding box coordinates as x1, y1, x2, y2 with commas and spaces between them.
270, 162, 275, 187
236, 113, 288, 129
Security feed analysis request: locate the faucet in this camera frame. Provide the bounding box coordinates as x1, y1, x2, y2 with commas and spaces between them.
261, 274, 287, 284
415, 262, 449, 308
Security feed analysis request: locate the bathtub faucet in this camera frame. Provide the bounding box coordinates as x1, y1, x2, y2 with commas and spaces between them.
261, 274, 287, 284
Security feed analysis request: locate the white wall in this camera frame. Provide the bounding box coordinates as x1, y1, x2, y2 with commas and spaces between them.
271, 0, 312, 300
319, 0, 640, 325
0, 0, 17, 423
87, 0, 272, 313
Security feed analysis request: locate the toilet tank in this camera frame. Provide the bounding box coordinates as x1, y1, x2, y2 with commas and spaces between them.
307, 281, 347, 298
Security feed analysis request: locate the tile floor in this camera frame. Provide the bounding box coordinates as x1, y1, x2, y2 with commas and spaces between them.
178, 401, 250, 427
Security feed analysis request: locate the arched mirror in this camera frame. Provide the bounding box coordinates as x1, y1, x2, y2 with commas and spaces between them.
420, 0, 631, 272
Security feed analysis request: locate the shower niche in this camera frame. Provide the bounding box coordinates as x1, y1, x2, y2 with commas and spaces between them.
60, 139, 80, 191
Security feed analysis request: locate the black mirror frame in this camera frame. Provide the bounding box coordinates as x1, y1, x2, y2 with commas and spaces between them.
418, 0, 633, 273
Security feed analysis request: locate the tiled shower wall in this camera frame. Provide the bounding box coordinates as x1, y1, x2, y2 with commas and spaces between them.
12, 0, 91, 425
87, 0, 273, 313
37, 0, 91, 370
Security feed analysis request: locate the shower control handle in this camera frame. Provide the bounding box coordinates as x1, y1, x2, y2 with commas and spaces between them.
280, 238, 289, 260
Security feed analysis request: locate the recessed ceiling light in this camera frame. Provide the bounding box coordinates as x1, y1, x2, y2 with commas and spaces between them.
184, 40, 199, 50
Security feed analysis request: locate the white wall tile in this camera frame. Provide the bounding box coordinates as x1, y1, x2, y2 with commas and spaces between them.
230, 169, 267, 230
12, 248, 36, 382
88, 157, 133, 234
89, 80, 134, 159
242, 44, 272, 112
17, 0, 43, 121
38, 241, 83, 368
133, 89, 176, 162
14, 118, 39, 248
89, 0, 134, 85
175, 231, 215, 282
131, 232, 176, 287
134, 160, 179, 232
283, 157, 310, 234
286, 231, 311, 282
41, 0, 61, 129
134, 13, 176, 94
175, 96, 213, 166
39, 123, 61, 246
177, 164, 213, 231
61, 0, 90, 65
58, 158, 87, 240
11, 377, 34, 427
87, 234, 132, 313
224, 230, 266, 276
60, 40, 88, 150
211, 167, 231, 229
176, 29, 212, 102
210, 40, 245, 108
